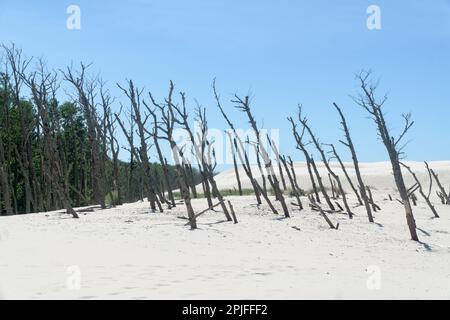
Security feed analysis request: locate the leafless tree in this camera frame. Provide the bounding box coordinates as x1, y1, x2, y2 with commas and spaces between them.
23, 60, 79, 218
298, 114, 352, 218
354, 71, 418, 241
115, 80, 163, 212
148, 81, 197, 229
280, 155, 303, 209
233, 94, 290, 218
213, 80, 261, 204
171, 93, 232, 222
308, 195, 339, 230
267, 135, 287, 191
62, 63, 107, 209
425, 161, 449, 205
100, 84, 122, 206
332, 102, 374, 222
2, 45, 35, 213
144, 103, 176, 208
400, 162, 439, 218
288, 109, 335, 211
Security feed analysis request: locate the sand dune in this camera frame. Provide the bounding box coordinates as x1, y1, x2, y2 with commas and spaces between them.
1, 161, 450, 299
214, 161, 450, 196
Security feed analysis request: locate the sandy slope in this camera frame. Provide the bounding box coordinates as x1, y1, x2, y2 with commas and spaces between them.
1, 161, 450, 299
214, 160, 450, 195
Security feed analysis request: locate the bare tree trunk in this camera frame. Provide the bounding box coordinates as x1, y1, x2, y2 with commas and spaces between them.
427, 163, 449, 205
233, 95, 289, 217
328, 143, 363, 205
230, 137, 243, 196
148, 81, 197, 229
297, 107, 350, 217
213, 81, 261, 204
280, 155, 303, 209
332, 103, 373, 222
62, 64, 107, 209
172, 98, 232, 222
23, 61, 79, 218
117, 80, 162, 212
355, 71, 418, 241
400, 162, 438, 217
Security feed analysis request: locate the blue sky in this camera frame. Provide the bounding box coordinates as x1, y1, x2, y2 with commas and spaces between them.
1, 0, 449, 168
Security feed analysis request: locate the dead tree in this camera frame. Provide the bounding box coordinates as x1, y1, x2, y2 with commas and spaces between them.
229, 135, 243, 196
144, 103, 176, 208
328, 173, 336, 199
23, 60, 78, 218
287, 156, 304, 197
365, 186, 379, 212
116, 80, 162, 212
253, 178, 279, 215
332, 102, 373, 222
308, 195, 339, 230
213, 80, 261, 204
287, 117, 326, 206
62, 64, 107, 209
297, 107, 352, 217
425, 161, 449, 205
354, 71, 418, 241
148, 81, 197, 229
233, 95, 274, 195
267, 135, 287, 191
233, 94, 290, 218
288, 109, 336, 211
228, 200, 238, 223
172, 94, 232, 222
280, 155, 303, 209
327, 143, 362, 205
3, 45, 34, 213
400, 162, 439, 218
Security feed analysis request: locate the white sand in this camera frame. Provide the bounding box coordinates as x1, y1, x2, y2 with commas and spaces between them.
1, 161, 450, 300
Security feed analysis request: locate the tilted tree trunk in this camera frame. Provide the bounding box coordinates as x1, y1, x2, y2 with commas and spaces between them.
401, 162, 439, 218
213, 80, 261, 204
148, 81, 197, 228
332, 103, 373, 222
117, 80, 162, 212
426, 163, 450, 205
229, 136, 243, 196
173, 97, 232, 222
288, 116, 335, 211
280, 155, 303, 209
355, 71, 418, 241
233, 94, 289, 217
297, 107, 351, 217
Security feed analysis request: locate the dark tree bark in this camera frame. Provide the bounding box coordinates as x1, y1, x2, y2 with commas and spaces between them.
213, 80, 261, 204
280, 155, 303, 209
233, 94, 289, 218
332, 103, 373, 222
148, 81, 197, 229
401, 162, 439, 218
355, 71, 418, 241
288, 115, 335, 211
172, 95, 232, 222
425, 162, 449, 205
297, 106, 351, 218
117, 80, 162, 212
